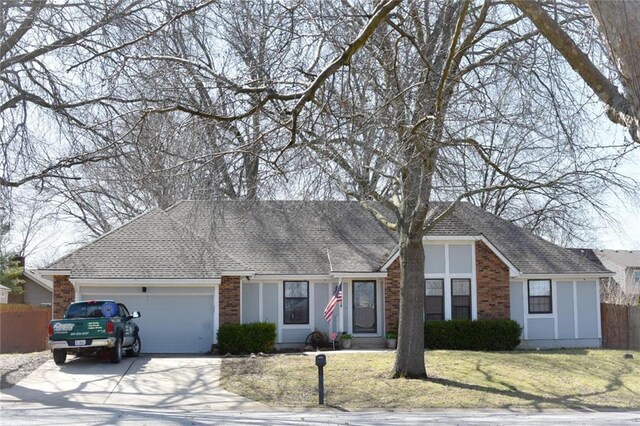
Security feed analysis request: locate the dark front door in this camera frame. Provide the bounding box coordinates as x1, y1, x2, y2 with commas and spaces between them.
353, 281, 377, 334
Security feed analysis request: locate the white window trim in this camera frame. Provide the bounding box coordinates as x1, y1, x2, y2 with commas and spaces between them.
526, 279, 554, 316
280, 281, 314, 330
213, 285, 219, 344
424, 242, 477, 321
521, 280, 559, 340
573, 282, 579, 339
596, 279, 602, 339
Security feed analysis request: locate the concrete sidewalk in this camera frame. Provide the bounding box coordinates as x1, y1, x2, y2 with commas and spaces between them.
0, 355, 266, 411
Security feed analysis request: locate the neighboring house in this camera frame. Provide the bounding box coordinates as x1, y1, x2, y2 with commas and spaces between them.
22, 270, 53, 306
587, 249, 640, 304
0, 284, 9, 304
39, 201, 611, 353
7, 257, 53, 306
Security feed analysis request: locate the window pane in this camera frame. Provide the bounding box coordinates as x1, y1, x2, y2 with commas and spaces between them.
284, 281, 308, 298
424, 279, 445, 321
425, 279, 444, 296
425, 296, 444, 321
284, 299, 308, 324
529, 280, 551, 296
452, 295, 471, 319
283, 281, 309, 324
452, 279, 470, 296
528, 280, 552, 313
451, 279, 471, 320
529, 296, 551, 313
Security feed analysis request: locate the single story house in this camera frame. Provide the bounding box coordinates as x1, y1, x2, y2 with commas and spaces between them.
21, 269, 53, 306
40, 200, 610, 353
4, 256, 53, 306
588, 249, 640, 300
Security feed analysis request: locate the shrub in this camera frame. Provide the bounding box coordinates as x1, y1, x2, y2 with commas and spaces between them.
424, 319, 522, 351
217, 322, 276, 354
340, 332, 352, 340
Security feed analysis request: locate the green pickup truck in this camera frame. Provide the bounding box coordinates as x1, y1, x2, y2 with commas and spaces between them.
48, 300, 142, 365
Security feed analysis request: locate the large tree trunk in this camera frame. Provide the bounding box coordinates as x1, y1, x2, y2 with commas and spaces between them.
588, 0, 640, 135
392, 231, 427, 379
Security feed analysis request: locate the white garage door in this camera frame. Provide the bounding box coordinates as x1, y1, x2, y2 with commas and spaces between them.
83, 292, 215, 353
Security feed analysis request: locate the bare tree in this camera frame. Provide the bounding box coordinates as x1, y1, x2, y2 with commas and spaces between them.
3, 0, 639, 380
511, 0, 640, 143
284, 0, 635, 377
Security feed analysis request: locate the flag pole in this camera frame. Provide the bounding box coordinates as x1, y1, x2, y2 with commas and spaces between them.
331, 316, 335, 351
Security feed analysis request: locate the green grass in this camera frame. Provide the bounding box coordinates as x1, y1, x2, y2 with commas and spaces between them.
220, 349, 640, 409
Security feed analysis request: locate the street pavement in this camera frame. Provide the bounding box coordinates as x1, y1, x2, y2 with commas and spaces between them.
3, 405, 640, 425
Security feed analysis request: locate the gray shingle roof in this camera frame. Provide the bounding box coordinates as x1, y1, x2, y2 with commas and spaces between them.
44, 200, 610, 278
445, 203, 610, 275
165, 200, 398, 275
46, 208, 247, 278
589, 249, 640, 268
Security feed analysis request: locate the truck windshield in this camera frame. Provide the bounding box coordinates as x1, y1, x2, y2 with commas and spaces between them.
65, 302, 108, 319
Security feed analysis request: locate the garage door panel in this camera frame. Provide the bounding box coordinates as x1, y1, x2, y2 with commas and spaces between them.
84, 293, 215, 354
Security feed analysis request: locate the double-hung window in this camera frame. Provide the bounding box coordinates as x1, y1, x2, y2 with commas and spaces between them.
283, 281, 309, 324
424, 279, 444, 321
451, 279, 471, 320
528, 279, 552, 314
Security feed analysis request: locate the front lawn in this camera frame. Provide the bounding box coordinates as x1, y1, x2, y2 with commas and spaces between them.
220, 349, 640, 409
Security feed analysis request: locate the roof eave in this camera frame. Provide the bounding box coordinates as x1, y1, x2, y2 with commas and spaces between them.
516, 272, 615, 279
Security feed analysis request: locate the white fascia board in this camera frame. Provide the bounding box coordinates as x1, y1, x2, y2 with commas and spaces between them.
38, 269, 72, 278
426, 235, 521, 277
70, 278, 221, 287
475, 236, 521, 277
518, 273, 613, 280
423, 235, 482, 241
220, 270, 255, 277
330, 272, 388, 278
379, 248, 400, 272
251, 274, 331, 281
381, 235, 522, 277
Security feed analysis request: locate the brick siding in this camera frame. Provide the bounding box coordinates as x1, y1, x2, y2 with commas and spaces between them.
53, 275, 75, 319
385, 258, 401, 333
220, 276, 241, 325
475, 240, 510, 319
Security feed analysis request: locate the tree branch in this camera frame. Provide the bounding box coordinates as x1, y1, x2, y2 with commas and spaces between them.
510, 0, 640, 142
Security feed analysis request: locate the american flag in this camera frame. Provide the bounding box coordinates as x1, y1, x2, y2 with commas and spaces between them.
323, 283, 343, 322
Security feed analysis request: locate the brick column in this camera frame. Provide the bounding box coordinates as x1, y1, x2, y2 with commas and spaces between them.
220, 276, 241, 325
384, 258, 401, 332
476, 241, 510, 319
53, 275, 75, 319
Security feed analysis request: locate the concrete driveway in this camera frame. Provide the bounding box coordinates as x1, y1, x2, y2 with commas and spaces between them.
0, 355, 266, 410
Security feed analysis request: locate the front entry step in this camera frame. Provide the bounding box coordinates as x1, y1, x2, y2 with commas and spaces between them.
350, 337, 386, 349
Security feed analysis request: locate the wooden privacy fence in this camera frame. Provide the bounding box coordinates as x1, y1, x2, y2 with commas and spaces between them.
601, 303, 640, 350
0, 305, 51, 353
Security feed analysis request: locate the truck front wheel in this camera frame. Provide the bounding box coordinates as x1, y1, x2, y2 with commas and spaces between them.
110, 337, 122, 364
53, 349, 67, 365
